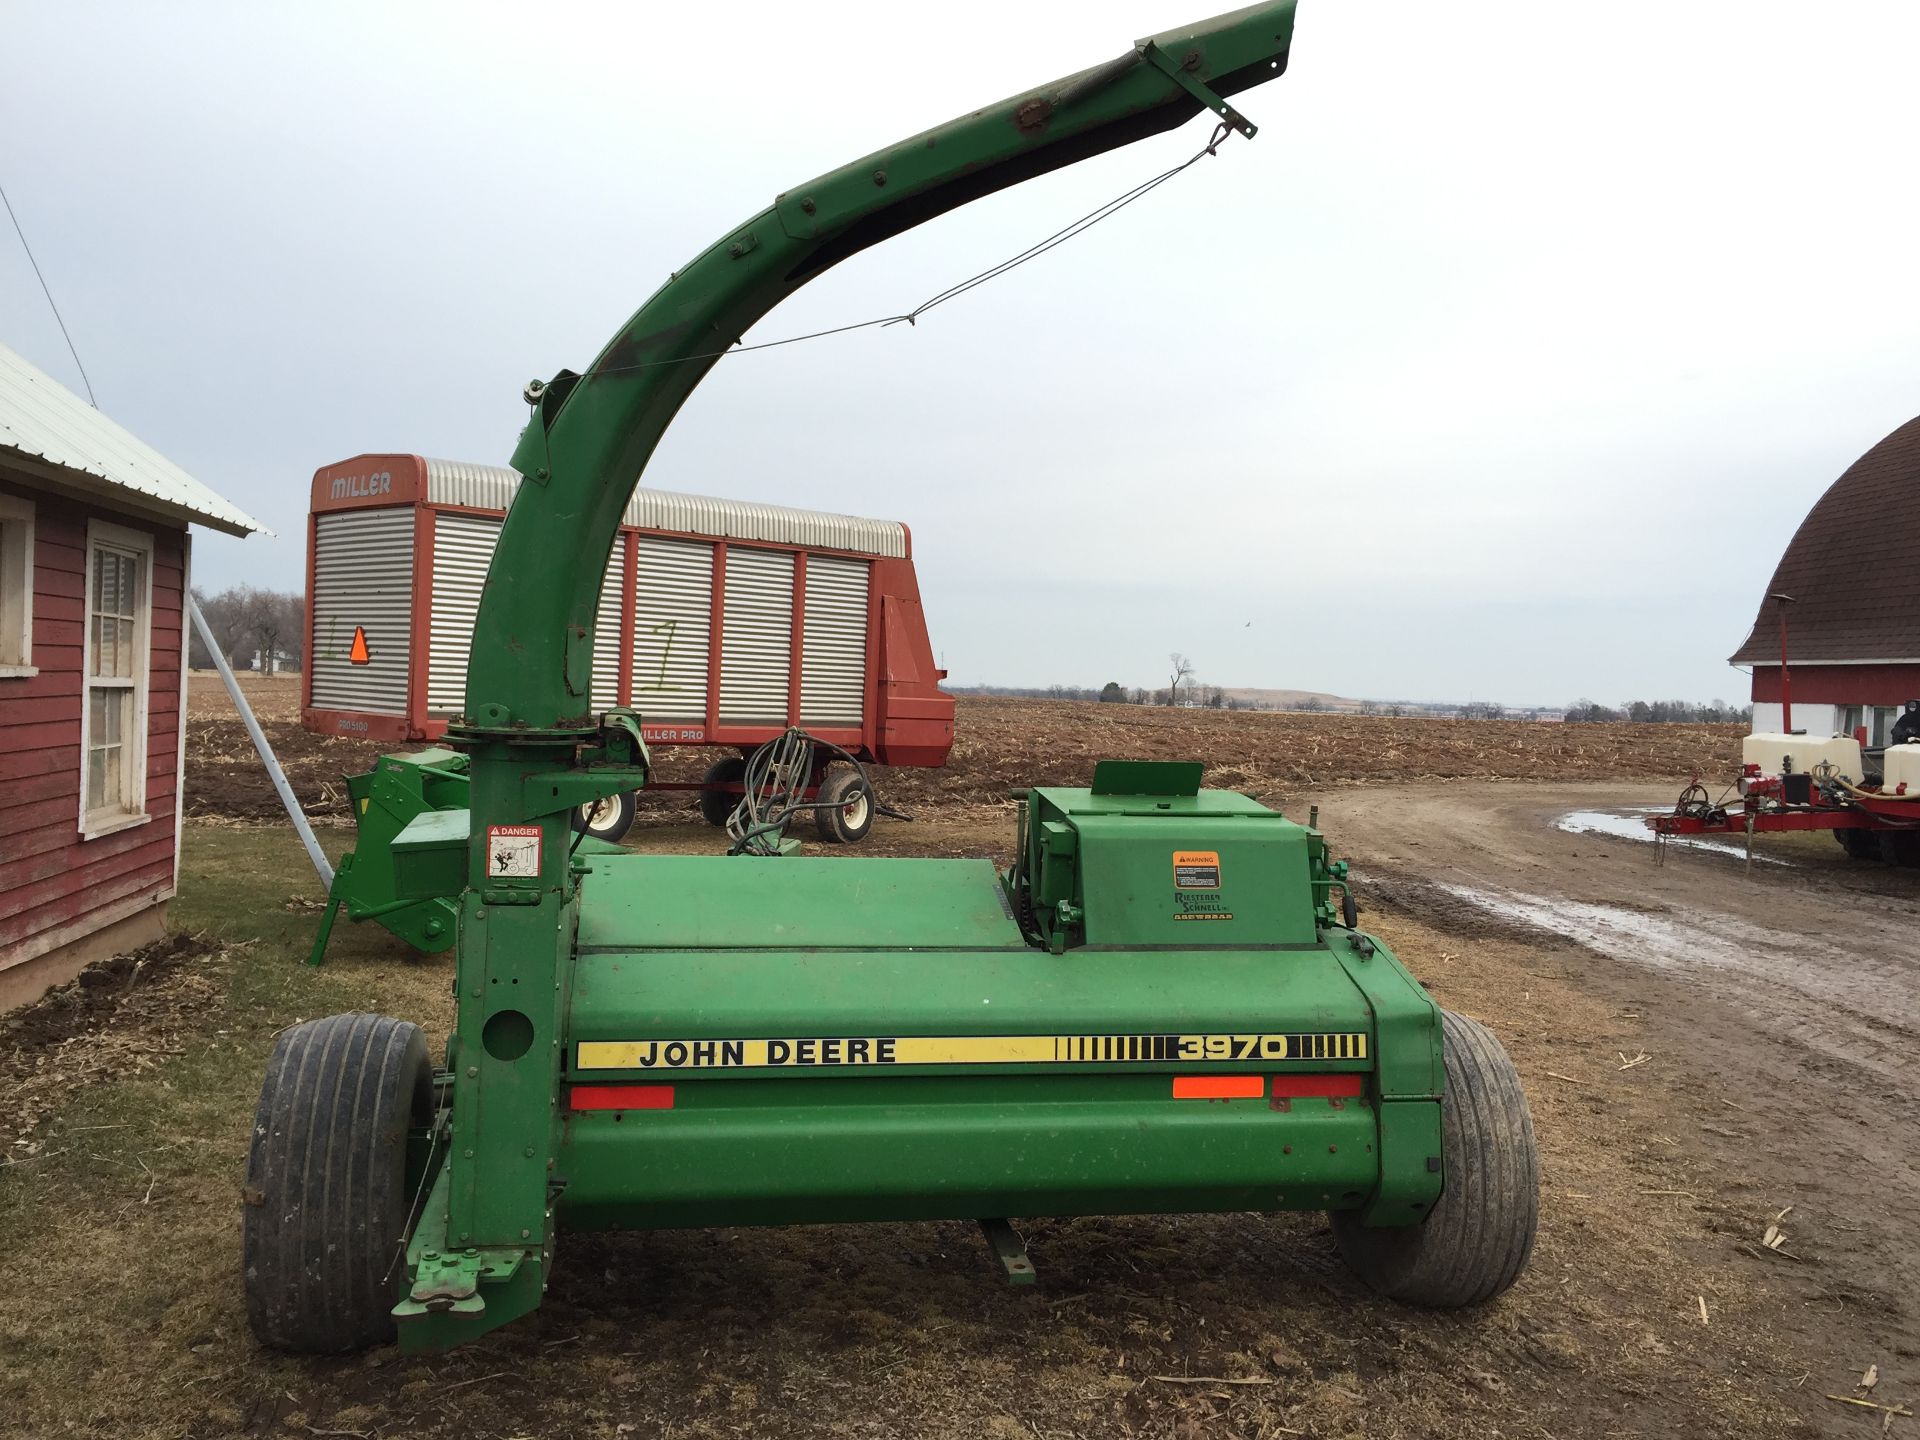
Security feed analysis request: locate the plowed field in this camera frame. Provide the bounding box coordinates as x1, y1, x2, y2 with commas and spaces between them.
184, 674, 1740, 822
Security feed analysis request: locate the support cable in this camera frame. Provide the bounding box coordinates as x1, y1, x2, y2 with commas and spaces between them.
583, 124, 1238, 379
1, 181, 98, 406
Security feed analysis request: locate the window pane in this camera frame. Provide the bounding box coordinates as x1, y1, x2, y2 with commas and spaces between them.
82, 543, 146, 824
88, 553, 140, 677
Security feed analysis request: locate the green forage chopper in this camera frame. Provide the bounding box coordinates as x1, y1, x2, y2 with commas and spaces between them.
243, 2, 1538, 1353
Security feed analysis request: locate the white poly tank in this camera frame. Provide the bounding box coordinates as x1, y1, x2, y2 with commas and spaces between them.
1741, 733, 1866, 784
1881, 743, 1920, 793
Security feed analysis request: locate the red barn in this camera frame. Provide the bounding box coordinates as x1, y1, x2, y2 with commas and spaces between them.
0, 343, 265, 1008
1730, 415, 1920, 746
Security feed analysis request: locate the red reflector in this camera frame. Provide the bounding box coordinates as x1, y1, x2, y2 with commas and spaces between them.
568, 1084, 674, 1111
1270, 1073, 1365, 1099
1172, 1075, 1266, 1100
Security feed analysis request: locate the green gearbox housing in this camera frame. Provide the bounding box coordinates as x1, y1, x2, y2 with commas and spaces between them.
242, 0, 1539, 1358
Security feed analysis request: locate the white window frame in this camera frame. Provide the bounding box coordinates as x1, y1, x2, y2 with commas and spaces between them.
0, 492, 33, 677
78, 519, 156, 839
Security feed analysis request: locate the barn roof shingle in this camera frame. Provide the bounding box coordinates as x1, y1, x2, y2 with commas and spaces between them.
1730, 414, 1920, 665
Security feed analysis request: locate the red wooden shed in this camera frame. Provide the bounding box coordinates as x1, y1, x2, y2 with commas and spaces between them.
0, 342, 266, 1008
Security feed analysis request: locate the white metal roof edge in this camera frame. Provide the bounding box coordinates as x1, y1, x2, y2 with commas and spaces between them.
0, 343, 269, 538
422, 456, 906, 558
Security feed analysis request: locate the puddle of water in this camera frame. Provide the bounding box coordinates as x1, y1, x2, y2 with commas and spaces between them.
1436, 882, 1770, 974
1555, 807, 1790, 866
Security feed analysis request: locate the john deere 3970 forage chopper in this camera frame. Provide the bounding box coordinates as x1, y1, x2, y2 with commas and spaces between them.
244, 1, 1538, 1353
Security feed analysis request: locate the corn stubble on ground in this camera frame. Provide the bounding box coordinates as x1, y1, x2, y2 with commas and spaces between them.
4, 673, 1914, 1438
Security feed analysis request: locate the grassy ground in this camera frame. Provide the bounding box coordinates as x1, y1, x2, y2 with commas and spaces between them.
0, 821, 1820, 1440
0, 828, 450, 1439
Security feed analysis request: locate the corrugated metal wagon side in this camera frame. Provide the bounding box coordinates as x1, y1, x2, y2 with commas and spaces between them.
302, 453, 953, 769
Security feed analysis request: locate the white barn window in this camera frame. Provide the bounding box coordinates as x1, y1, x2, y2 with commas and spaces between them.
80, 520, 154, 836
0, 492, 32, 675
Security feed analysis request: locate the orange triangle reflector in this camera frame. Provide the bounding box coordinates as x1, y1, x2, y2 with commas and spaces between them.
348, 625, 371, 665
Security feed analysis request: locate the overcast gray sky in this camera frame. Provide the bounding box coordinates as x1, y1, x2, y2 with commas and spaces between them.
6, 1, 1918, 707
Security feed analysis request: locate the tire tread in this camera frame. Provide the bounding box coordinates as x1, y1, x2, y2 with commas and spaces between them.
244, 1012, 429, 1353
1332, 1009, 1538, 1307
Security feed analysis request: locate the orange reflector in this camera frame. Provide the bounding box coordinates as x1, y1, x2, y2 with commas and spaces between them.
568, 1084, 674, 1111
1172, 1075, 1266, 1100
1270, 1073, 1365, 1099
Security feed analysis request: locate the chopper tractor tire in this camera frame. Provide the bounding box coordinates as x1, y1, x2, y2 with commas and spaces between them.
1332, 1009, 1538, 1308
573, 790, 637, 843
813, 766, 875, 845
244, 1013, 433, 1353
699, 756, 748, 827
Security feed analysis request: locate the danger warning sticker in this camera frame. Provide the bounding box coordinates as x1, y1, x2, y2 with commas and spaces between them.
1173, 850, 1221, 889
487, 825, 542, 877
576, 1031, 1368, 1071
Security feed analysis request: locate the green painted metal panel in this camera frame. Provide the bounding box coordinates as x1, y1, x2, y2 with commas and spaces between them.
1329, 934, 1444, 1100
566, 943, 1377, 1058
1019, 785, 1319, 948
1090, 759, 1203, 795
389, 807, 469, 900
556, 1077, 1379, 1229
1362, 1098, 1445, 1226
575, 856, 1025, 952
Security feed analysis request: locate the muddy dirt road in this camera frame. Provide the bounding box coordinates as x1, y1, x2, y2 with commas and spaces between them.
1315, 781, 1920, 1425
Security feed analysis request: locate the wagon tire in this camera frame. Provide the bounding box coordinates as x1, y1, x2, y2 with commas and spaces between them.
244, 1013, 433, 1353
573, 790, 637, 843
1837, 828, 1877, 861
814, 766, 874, 844
699, 757, 747, 827
1332, 1009, 1538, 1308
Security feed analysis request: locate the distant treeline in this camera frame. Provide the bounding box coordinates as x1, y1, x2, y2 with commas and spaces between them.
947, 684, 1752, 725
947, 683, 1242, 708
1564, 699, 1751, 724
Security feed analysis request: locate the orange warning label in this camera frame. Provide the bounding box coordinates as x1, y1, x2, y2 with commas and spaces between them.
1172, 850, 1221, 889
348, 626, 371, 665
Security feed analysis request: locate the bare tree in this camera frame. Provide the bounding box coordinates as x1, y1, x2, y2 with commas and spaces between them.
1167, 653, 1195, 706
189, 584, 304, 671
243, 589, 301, 673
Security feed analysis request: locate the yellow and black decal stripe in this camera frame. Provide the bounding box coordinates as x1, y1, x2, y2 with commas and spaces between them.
575, 1031, 1368, 1072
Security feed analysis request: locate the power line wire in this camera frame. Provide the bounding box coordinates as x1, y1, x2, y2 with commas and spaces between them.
1, 181, 98, 407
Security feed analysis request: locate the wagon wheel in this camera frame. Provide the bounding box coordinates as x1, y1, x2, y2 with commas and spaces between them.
573, 790, 637, 843
813, 766, 875, 844
698, 756, 748, 827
